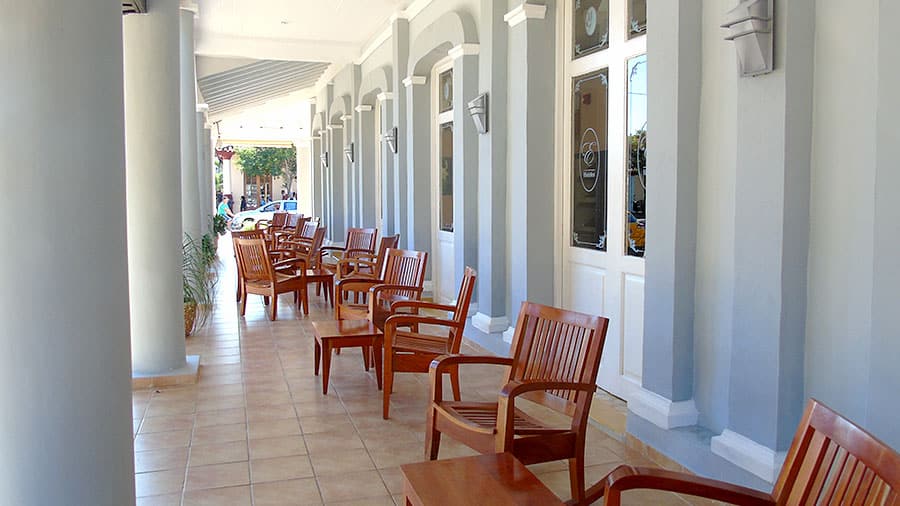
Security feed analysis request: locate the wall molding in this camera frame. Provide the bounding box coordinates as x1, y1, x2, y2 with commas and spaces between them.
402, 75, 427, 87
504, 3, 547, 27
340, 114, 353, 121
326, 123, 343, 130
472, 313, 510, 334
355, 105, 373, 112
377, 92, 394, 101
711, 429, 787, 483
448, 43, 480, 60
628, 387, 699, 430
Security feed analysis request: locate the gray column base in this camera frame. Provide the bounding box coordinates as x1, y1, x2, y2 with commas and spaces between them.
472, 312, 509, 334
628, 387, 698, 430
711, 429, 787, 483
132, 355, 200, 389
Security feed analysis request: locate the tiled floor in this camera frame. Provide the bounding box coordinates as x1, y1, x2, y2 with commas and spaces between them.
132, 238, 713, 505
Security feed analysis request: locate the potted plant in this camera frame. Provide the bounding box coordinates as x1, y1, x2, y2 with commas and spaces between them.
183, 234, 217, 336
210, 214, 228, 249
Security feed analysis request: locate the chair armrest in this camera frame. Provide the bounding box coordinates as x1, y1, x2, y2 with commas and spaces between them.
369, 284, 424, 299
390, 300, 456, 313
344, 247, 375, 257
384, 315, 460, 335
272, 257, 308, 270
582, 465, 774, 506
428, 354, 514, 403
499, 379, 597, 399
320, 246, 346, 254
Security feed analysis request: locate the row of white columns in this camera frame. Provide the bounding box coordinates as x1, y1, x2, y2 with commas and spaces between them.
0, 1, 213, 503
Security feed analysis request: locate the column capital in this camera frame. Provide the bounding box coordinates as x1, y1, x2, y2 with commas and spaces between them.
402, 75, 427, 87
195, 103, 208, 113
355, 105, 374, 112
448, 43, 480, 60
504, 3, 547, 27
179, 1, 199, 15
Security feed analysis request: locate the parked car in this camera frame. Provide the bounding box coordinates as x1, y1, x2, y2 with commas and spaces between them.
229, 200, 299, 230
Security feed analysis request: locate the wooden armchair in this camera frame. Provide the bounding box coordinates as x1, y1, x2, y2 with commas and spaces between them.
335, 234, 400, 303
269, 226, 326, 314
334, 248, 428, 328
234, 236, 308, 321
231, 229, 266, 302
582, 398, 900, 506
380, 267, 476, 419
426, 301, 610, 504
255, 210, 289, 237
320, 227, 378, 276
271, 214, 309, 249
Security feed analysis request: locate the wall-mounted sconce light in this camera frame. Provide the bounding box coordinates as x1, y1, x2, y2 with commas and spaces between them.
344, 143, 354, 164
467, 93, 489, 134
721, 0, 773, 77
384, 126, 398, 154
320, 152, 329, 169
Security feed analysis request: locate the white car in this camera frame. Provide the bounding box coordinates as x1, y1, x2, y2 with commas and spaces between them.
229, 200, 299, 230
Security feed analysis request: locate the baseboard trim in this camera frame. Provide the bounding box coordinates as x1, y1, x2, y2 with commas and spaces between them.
628, 387, 699, 430
472, 313, 509, 334
711, 429, 786, 483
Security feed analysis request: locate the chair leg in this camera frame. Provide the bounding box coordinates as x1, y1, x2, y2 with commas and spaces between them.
240, 286, 248, 316
263, 296, 270, 305
425, 410, 441, 460
382, 354, 393, 419
270, 292, 278, 321
361, 345, 370, 371
302, 288, 309, 315
568, 456, 585, 504
449, 365, 462, 401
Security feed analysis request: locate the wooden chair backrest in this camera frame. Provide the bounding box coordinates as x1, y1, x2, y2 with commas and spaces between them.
284, 213, 302, 229
447, 267, 477, 353
270, 212, 289, 229
235, 237, 273, 283
299, 221, 319, 239
305, 227, 327, 268
505, 302, 609, 420
773, 399, 900, 505
346, 227, 378, 254
379, 248, 428, 298
373, 234, 400, 274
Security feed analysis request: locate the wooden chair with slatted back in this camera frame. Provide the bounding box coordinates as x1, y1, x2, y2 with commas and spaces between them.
334, 248, 428, 328
270, 226, 327, 314
231, 229, 266, 302
335, 234, 400, 303
581, 398, 900, 506
255, 211, 289, 245
234, 236, 307, 321
320, 227, 378, 277
271, 214, 309, 249
426, 301, 610, 504
380, 267, 476, 419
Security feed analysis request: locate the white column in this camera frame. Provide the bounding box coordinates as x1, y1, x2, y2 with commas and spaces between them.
124, 0, 188, 376
222, 155, 233, 195
1, 2, 134, 504
195, 109, 209, 233
180, 7, 201, 239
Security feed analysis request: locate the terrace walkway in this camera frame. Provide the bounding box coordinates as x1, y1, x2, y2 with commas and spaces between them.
131, 237, 708, 505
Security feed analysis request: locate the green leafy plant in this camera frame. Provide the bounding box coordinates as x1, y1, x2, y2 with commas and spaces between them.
235, 145, 297, 193
211, 214, 228, 236
183, 234, 217, 336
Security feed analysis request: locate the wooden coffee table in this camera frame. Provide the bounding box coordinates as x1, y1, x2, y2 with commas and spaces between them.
400, 453, 563, 506
312, 320, 382, 395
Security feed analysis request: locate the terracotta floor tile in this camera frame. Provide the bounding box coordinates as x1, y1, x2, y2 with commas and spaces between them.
246, 403, 298, 422
134, 469, 185, 497
252, 478, 323, 506
309, 448, 375, 476
249, 435, 308, 460
316, 470, 389, 503
298, 414, 355, 434
191, 422, 247, 445
189, 440, 248, 467
134, 447, 189, 473
139, 414, 195, 434
303, 431, 365, 454
183, 484, 252, 506
376, 467, 404, 495
134, 430, 192, 452
185, 461, 250, 490
249, 418, 302, 440
135, 493, 182, 506
250, 455, 315, 483
194, 407, 246, 427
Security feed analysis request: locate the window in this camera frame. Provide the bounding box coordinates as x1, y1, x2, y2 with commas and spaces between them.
627, 0, 647, 39
284, 202, 297, 211
438, 70, 453, 113
572, 69, 609, 250
625, 54, 647, 257
439, 123, 453, 232
573, 0, 609, 58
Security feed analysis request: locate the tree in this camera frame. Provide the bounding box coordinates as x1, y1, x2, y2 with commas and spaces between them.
235, 146, 297, 198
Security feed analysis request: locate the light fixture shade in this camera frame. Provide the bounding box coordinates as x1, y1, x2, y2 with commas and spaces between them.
467, 93, 488, 134
320, 152, 329, 169
344, 143, 354, 163
721, 0, 774, 77
384, 126, 398, 154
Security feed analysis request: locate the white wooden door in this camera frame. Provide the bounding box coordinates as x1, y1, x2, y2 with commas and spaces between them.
557, 0, 647, 401
432, 58, 455, 303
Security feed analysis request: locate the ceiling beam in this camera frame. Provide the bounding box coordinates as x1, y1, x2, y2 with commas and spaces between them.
195, 32, 357, 64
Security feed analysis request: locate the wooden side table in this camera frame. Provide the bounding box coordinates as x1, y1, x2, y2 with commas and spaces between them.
400, 453, 564, 506
312, 320, 382, 395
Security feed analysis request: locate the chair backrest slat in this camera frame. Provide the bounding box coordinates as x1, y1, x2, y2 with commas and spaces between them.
374, 235, 400, 273
446, 267, 477, 353
379, 248, 428, 298
346, 227, 378, 254
235, 237, 273, 283
774, 399, 900, 506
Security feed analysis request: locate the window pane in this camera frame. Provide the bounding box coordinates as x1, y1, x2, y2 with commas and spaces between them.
573, 0, 609, 59
572, 69, 609, 251
284, 202, 297, 210
626, 55, 647, 257
628, 0, 647, 38
440, 123, 453, 232
439, 69, 453, 113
